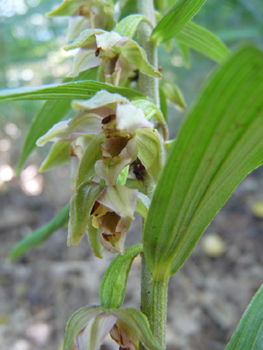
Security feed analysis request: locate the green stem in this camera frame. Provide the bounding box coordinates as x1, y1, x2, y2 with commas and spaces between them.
137, 0, 160, 107
137, 0, 167, 349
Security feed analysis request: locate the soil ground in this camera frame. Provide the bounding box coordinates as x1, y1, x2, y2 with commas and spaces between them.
1, 127, 263, 350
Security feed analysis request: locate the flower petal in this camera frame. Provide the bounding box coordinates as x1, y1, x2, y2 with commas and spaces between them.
63, 306, 102, 350
36, 120, 69, 146
72, 90, 128, 111
116, 103, 154, 133
67, 16, 91, 43
97, 185, 137, 220
96, 31, 127, 51
76, 313, 117, 350
68, 48, 100, 78
95, 137, 138, 185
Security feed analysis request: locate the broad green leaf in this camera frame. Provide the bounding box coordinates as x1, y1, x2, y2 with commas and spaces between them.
87, 217, 103, 259
135, 128, 163, 182
175, 22, 230, 63
151, 0, 206, 44
225, 283, 263, 350
143, 46, 263, 279
16, 69, 97, 174
100, 244, 142, 309
68, 181, 103, 246
63, 306, 102, 350
113, 308, 162, 350
0, 80, 145, 104
114, 14, 152, 39
77, 134, 105, 186
160, 81, 186, 109
39, 141, 71, 172
8, 204, 69, 260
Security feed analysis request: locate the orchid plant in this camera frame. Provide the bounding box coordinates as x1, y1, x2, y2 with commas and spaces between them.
2, 0, 263, 349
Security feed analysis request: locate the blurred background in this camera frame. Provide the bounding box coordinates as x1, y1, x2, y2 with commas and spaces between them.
0, 1, 263, 349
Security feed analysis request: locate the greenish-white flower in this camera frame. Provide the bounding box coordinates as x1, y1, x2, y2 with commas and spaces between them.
64, 29, 162, 84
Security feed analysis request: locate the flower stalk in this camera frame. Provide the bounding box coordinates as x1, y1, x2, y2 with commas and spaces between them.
138, 0, 168, 348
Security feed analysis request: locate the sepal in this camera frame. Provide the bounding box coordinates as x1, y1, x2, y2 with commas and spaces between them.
39, 141, 71, 172
114, 14, 152, 39
63, 305, 162, 350
68, 181, 104, 246
135, 128, 164, 182
160, 81, 187, 109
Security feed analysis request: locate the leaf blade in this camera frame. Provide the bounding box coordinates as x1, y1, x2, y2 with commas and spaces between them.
8, 204, 69, 260
143, 46, 263, 278
175, 22, 230, 63
151, 0, 206, 44
225, 284, 263, 350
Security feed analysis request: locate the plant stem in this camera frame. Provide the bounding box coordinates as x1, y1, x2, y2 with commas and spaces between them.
137, 0, 167, 349
137, 0, 160, 107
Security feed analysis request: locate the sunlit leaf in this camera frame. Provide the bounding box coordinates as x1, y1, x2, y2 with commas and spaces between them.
176, 22, 230, 63
8, 204, 69, 260
0, 80, 145, 104
225, 283, 263, 350
143, 46, 263, 278
151, 0, 206, 44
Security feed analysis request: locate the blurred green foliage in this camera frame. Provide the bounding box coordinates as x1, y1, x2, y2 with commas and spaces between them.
0, 0, 262, 138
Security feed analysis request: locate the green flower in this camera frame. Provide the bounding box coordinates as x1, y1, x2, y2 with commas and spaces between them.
63, 306, 162, 350
64, 29, 162, 84
47, 0, 115, 42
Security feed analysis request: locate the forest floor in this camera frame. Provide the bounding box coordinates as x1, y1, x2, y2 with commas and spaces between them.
1, 124, 263, 350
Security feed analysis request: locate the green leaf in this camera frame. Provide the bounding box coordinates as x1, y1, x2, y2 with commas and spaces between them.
77, 134, 105, 187
100, 244, 142, 309
143, 46, 263, 279
39, 141, 71, 172
175, 22, 230, 63
8, 204, 69, 260
63, 306, 102, 350
0, 80, 145, 104
225, 283, 263, 350
15, 69, 97, 175
135, 128, 163, 182
151, 0, 206, 44
160, 81, 187, 109
87, 217, 103, 259
114, 14, 152, 39
113, 308, 162, 350
68, 181, 103, 246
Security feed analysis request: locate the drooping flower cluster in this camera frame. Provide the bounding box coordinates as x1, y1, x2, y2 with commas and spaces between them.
37, 90, 163, 254
47, 0, 115, 42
